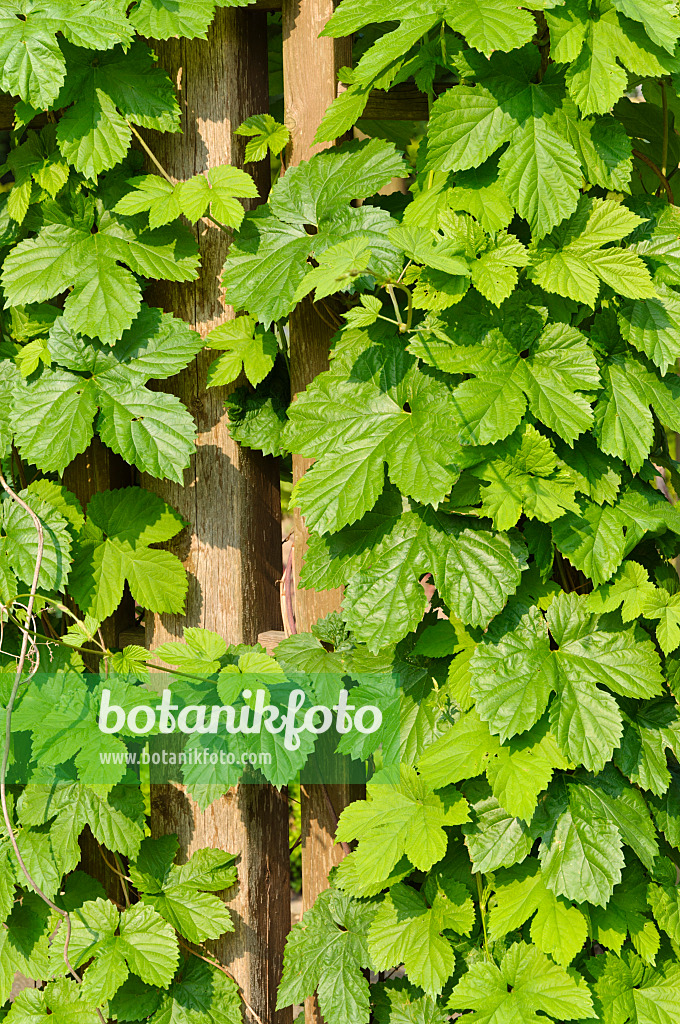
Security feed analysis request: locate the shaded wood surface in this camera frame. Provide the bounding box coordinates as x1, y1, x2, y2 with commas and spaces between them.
63, 438, 135, 652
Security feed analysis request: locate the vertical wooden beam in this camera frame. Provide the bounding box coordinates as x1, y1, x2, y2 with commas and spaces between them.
63, 439, 134, 652
64, 442, 137, 897
282, 7, 362, 1024
142, 12, 291, 1024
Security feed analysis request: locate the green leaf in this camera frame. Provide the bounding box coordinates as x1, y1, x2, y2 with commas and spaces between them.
129, 0, 231, 40
470, 424, 579, 530
619, 284, 680, 374
235, 114, 290, 162
287, 374, 461, 534
469, 607, 556, 743
206, 316, 277, 387
97, 306, 205, 383
446, 0, 536, 56
489, 862, 588, 966
463, 780, 537, 873
471, 592, 662, 769
368, 881, 473, 997
270, 138, 406, 226
0, 7, 65, 109
69, 899, 179, 1001
97, 385, 197, 484
551, 499, 628, 586
549, 3, 679, 115
499, 116, 583, 239
648, 881, 680, 946
634, 963, 680, 1024
2, 194, 198, 345
222, 140, 404, 322
342, 508, 525, 651
485, 718, 570, 823
575, 768, 659, 870
277, 889, 374, 1024
57, 89, 131, 181
426, 83, 517, 176
335, 765, 469, 888
444, 319, 598, 446
641, 588, 680, 654
588, 862, 659, 962
220, 209, 314, 324
150, 956, 241, 1024
2, 489, 72, 593
5, 980, 100, 1024
593, 357, 654, 473
448, 941, 594, 1021
19, 771, 145, 862
142, 887, 233, 945
588, 560, 657, 621
448, 158, 516, 234
108, 977, 161, 1023
294, 235, 373, 303
539, 784, 625, 906
529, 197, 654, 305
114, 175, 180, 229
11, 308, 201, 478
131, 840, 235, 944
0, 361, 19, 458
419, 708, 501, 789
69, 488, 187, 620
610, 0, 680, 52
372, 983, 448, 1024
56, 40, 179, 176
12, 372, 98, 475
177, 164, 258, 227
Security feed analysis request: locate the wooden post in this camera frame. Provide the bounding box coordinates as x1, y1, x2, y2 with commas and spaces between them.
63, 439, 134, 652
282, 6, 363, 1023
142, 12, 291, 1024
63, 442, 137, 897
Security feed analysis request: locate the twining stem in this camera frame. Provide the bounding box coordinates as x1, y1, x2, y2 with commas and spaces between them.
633, 148, 675, 204
128, 121, 174, 185
127, 121, 228, 232
662, 80, 669, 179
391, 282, 413, 331
176, 935, 266, 1024
386, 284, 405, 329
0, 474, 106, 1023
397, 258, 413, 284
113, 852, 131, 909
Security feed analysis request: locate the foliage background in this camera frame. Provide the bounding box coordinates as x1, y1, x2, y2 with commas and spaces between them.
1, 1, 680, 1023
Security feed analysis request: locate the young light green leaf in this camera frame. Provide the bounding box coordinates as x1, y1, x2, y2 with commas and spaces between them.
235, 114, 290, 162
206, 316, 277, 388
448, 941, 594, 1021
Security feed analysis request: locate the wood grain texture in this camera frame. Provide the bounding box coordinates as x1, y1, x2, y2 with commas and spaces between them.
141, 13, 290, 1024
282, 0, 352, 164
151, 781, 291, 1024
64, 440, 136, 904
282, 6, 363, 1023
63, 438, 135, 652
